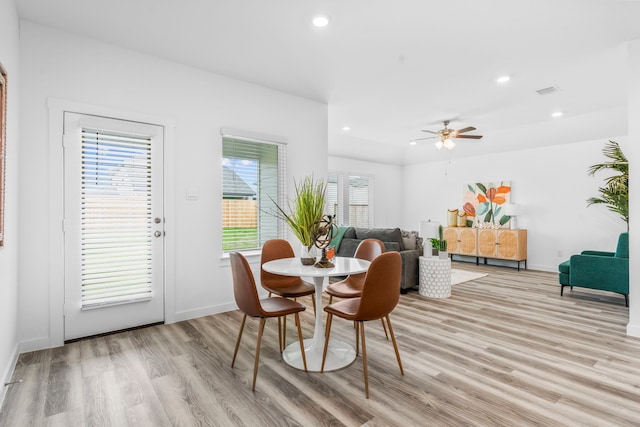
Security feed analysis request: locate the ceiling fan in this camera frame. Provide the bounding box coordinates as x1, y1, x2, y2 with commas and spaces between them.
411, 120, 483, 150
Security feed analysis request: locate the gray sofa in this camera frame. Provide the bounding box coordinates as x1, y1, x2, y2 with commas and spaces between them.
334, 227, 422, 292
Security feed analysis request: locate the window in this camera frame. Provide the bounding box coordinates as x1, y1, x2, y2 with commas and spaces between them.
222, 133, 285, 252
328, 171, 374, 227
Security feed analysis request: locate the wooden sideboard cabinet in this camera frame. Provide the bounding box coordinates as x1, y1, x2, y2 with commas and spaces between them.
443, 227, 527, 270
443, 227, 477, 257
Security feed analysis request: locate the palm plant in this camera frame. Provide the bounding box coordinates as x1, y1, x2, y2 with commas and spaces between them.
586, 140, 628, 229
271, 176, 327, 249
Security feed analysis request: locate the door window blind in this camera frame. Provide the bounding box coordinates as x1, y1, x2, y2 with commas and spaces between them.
222, 135, 285, 252
81, 128, 153, 308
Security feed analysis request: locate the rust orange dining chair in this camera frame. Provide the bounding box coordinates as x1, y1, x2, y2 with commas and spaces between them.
325, 238, 388, 338
325, 238, 384, 302
261, 239, 316, 308
321, 251, 404, 398
230, 251, 307, 391
261, 239, 316, 348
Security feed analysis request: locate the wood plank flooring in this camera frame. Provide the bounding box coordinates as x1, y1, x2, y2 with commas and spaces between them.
2, 263, 640, 426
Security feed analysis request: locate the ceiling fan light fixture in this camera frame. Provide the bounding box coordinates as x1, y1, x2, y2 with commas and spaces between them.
434, 140, 444, 149
444, 138, 455, 150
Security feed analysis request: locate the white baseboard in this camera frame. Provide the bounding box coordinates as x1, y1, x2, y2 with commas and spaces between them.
18, 336, 53, 354
172, 302, 238, 323
0, 343, 19, 410
627, 323, 640, 338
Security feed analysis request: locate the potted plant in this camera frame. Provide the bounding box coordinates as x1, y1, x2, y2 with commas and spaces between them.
586, 140, 628, 230
437, 225, 448, 259
429, 238, 439, 257
271, 176, 327, 264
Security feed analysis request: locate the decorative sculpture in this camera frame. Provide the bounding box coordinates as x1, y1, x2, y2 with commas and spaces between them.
314, 214, 337, 268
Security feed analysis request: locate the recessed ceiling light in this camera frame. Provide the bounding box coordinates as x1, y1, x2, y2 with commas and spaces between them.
551, 111, 564, 118
409, 141, 417, 146
342, 125, 351, 131
496, 75, 511, 84
312, 15, 330, 28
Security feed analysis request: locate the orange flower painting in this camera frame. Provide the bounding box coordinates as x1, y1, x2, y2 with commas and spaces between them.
463, 181, 511, 227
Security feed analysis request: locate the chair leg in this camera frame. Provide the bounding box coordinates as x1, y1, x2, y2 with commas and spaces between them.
294, 313, 308, 372
328, 295, 333, 304
321, 313, 333, 372
386, 315, 404, 375
278, 317, 283, 352
282, 315, 287, 349
355, 320, 360, 356
312, 294, 317, 313
252, 318, 266, 391
381, 318, 389, 339
360, 321, 369, 398
231, 314, 247, 367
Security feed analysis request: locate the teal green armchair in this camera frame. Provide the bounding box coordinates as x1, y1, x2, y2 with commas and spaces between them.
558, 233, 629, 306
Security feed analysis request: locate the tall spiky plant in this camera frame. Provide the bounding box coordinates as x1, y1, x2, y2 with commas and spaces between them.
586, 140, 628, 229
272, 176, 327, 248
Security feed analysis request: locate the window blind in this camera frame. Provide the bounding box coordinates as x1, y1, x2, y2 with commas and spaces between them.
81, 128, 153, 309
327, 171, 374, 227
222, 134, 285, 252
327, 172, 339, 222
349, 175, 371, 227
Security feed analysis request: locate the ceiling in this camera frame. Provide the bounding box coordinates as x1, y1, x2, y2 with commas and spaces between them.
16, 0, 640, 165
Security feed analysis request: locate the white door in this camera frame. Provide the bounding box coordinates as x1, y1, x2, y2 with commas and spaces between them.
63, 112, 165, 340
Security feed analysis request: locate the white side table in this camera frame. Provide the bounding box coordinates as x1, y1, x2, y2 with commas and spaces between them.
419, 256, 451, 298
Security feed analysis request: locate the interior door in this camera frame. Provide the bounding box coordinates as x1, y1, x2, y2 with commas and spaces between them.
63, 112, 165, 340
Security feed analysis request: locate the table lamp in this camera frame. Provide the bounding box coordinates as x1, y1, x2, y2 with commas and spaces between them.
419, 220, 440, 257
504, 204, 521, 229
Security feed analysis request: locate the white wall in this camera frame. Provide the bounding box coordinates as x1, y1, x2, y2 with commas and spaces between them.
403, 138, 628, 272
627, 37, 640, 337
19, 21, 327, 351
328, 156, 403, 228
0, 0, 20, 406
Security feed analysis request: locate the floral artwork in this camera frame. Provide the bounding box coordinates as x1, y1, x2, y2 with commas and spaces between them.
463, 181, 511, 228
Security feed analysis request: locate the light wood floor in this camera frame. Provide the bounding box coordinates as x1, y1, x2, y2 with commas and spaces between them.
2, 263, 640, 426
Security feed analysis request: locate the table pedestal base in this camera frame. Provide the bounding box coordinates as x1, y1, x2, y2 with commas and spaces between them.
282, 337, 356, 372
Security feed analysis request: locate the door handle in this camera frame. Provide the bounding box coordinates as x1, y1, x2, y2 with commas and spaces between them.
154, 231, 162, 238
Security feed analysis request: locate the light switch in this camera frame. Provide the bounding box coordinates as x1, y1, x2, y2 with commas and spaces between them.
186, 188, 199, 200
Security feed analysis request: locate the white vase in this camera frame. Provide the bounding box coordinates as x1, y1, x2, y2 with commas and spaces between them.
439, 251, 449, 259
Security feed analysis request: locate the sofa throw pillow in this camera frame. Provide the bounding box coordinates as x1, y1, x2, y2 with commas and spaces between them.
329, 225, 350, 252
401, 230, 418, 250
355, 227, 404, 250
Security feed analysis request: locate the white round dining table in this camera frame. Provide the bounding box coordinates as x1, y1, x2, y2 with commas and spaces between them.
261, 256, 370, 372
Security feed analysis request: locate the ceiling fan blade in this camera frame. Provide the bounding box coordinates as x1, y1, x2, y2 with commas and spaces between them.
454, 134, 483, 139
410, 136, 435, 142
455, 126, 476, 134
421, 129, 438, 134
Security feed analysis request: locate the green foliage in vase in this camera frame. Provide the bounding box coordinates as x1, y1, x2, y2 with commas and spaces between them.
429, 238, 439, 249
586, 140, 628, 229
437, 224, 447, 252
271, 176, 327, 248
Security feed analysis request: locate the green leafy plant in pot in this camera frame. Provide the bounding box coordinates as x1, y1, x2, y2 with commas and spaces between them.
586, 140, 628, 230
437, 225, 448, 259
271, 176, 327, 264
